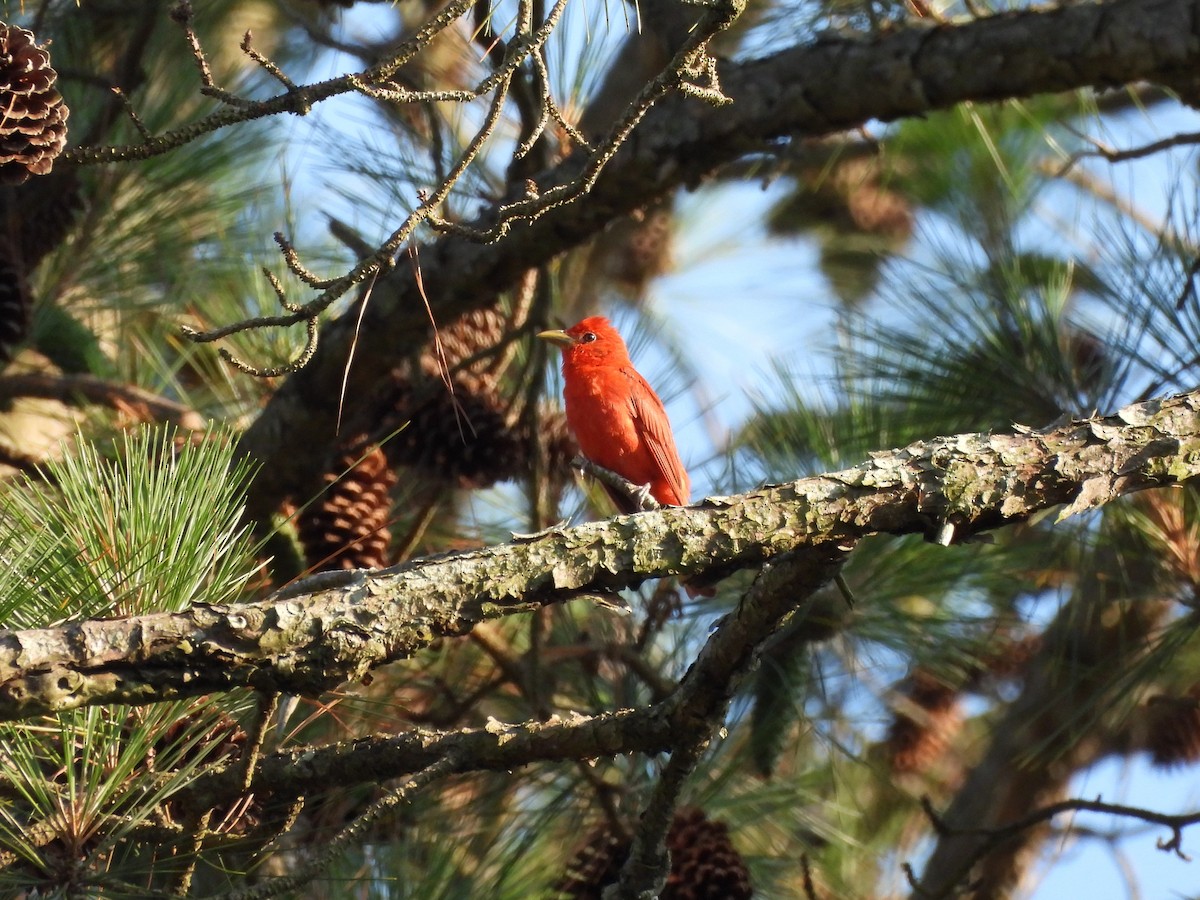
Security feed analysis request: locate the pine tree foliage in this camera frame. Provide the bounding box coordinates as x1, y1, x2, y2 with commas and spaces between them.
0, 0, 1199, 897
0, 428, 259, 894
737, 84, 1200, 899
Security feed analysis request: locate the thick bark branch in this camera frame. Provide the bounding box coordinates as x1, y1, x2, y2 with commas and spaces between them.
170, 547, 847, 817
2, 390, 1199, 720
239, 0, 1200, 518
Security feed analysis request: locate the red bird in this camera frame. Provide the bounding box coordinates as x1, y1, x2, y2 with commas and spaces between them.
538, 316, 689, 509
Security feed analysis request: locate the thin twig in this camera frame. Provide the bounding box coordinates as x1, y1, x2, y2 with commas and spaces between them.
241, 30, 301, 96
274, 232, 335, 288
532, 49, 592, 151
429, 0, 746, 243
1057, 130, 1200, 176
182, 32, 520, 369
260, 267, 301, 313
171, 808, 213, 896
111, 87, 151, 140
70, 0, 483, 166
171, 1, 216, 90
800, 853, 818, 900
217, 313, 319, 377
241, 692, 279, 792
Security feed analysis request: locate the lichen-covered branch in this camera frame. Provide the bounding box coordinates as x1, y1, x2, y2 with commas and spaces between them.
1, 390, 1199, 721
168, 546, 848, 827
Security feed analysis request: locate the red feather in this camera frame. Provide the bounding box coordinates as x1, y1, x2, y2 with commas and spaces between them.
543, 316, 689, 508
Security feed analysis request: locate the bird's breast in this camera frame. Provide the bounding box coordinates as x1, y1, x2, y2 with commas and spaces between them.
562, 367, 642, 462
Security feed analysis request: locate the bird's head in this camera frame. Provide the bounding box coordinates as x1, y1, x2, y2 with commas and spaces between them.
537, 316, 631, 367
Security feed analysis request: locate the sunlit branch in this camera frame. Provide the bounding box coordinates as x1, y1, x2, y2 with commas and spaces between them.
178, 0, 586, 373
428, 0, 747, 244
65, 0, 483, 166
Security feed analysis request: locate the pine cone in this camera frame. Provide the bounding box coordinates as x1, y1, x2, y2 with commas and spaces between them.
1145, 688, 1200, 768
555, 825, 626, 899
607, 202, 675, 297
154, 707, 247, 771
663, 807, 753, 900
366, 305, 564, 492
420, 305, 507, 379
886, 668, 963, 774
9, 168, 81, 268
839, 158, 913, 239
769, 155, 913, 242
0, 24, 68, 185
555, 807, 752, 900
385, 374, 527, 489
298, 445, 397, 570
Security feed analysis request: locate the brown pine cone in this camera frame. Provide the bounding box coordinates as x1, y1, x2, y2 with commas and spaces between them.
384, 374, 526, 489
1145, 688, 1200, 768
555, 807, 752, 899
0, 24, 68, 184
298, 445, 397, 570
886, 668, 963, 774
421, 306, 508, 378
663, 806, 754, 900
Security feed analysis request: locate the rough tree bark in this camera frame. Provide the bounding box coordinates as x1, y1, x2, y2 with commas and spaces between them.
2, 389, 1197, 729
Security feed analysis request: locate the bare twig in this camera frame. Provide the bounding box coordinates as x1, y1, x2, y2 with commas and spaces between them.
274, 232, 335, 289
1057, 129, 1200, 176
241, 30, 300, 96
171, 808, 213, 896
170, 0, 254, 109
110, 87, 151, 140
171, 1, 217, 91
70, 0, 483, 166
914, 793, 1200, 899
428, 0, 747, 243
240, 693, 279, 792
531, 48, 592, 151
217, 312, 319, 377
180, 1, 531, 371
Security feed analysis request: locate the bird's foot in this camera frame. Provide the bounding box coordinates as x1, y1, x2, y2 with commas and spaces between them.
633, 482, 655, 511
572, 456, 662, 513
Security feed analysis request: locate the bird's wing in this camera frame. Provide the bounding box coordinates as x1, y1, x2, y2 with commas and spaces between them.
626, 366, 689, 505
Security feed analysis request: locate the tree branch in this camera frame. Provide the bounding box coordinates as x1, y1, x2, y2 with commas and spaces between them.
170, 547, 848, 822
919, 794, 1200, 890
3, 389, 1200, 720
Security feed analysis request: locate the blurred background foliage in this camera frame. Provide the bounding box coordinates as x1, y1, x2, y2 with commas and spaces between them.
0, 0, 1196, 897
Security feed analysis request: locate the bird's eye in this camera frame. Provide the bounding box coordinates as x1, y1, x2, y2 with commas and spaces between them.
581, 332, 597, 343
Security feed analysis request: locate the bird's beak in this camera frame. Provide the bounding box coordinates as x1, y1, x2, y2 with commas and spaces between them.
537, 328, 575, 348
